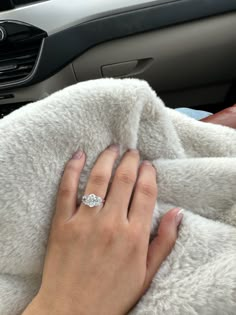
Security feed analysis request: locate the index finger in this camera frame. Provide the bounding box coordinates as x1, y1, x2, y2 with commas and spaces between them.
54, 149, 86, 223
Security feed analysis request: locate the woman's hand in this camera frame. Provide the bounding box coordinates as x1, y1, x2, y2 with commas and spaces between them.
23, 145, 183, 315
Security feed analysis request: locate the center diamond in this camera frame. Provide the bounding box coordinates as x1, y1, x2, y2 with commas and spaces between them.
82, 194, 102, 207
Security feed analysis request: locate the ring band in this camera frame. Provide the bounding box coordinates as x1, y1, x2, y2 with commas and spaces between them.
82, 194, 105, 208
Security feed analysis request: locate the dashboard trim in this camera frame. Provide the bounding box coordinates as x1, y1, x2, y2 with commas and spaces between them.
0, 0, 236, 90
0, 0, 174, 35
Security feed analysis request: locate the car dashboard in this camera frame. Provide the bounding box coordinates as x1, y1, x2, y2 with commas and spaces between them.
0, 0, 236, 118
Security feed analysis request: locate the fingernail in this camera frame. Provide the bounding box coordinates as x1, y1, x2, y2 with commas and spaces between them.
142, 160, 152, 166
108, 144, 120, 152
128, 148, 139, 153
72, 149, 84, 160
175, 209, 184, 226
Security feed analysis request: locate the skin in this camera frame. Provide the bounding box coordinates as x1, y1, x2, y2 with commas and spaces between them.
22, 145, 183, 315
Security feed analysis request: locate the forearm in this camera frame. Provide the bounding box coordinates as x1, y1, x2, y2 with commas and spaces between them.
201, 104, 236, 129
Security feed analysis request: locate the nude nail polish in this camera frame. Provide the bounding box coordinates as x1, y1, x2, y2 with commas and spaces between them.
108, 144, 120, 152
72, 149, 84, 159
142, 160, 152, 166
175, 209, 184, 226
128, 148, 139, 153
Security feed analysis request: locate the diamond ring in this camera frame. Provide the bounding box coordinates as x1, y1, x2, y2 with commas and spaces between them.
82, 194, 105, 208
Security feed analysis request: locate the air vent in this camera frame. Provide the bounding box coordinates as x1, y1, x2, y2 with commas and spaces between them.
0, 42, 42, 84
0, 21, 47, 88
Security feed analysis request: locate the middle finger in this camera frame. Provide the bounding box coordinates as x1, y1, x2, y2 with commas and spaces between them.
103, 149, 140, 220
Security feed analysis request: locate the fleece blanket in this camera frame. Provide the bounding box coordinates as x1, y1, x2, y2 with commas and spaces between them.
0, 78, 236, 315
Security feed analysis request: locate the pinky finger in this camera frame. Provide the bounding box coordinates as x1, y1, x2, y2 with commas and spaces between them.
142, 208, 184, 293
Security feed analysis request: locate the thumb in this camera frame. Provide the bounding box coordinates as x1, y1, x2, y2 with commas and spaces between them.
142, 208, 184, 293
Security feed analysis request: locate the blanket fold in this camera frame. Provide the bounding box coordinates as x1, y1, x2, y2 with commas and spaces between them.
0, 78, 235, 315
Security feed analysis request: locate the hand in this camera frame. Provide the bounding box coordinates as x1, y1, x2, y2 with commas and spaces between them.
22, 145, 183, 315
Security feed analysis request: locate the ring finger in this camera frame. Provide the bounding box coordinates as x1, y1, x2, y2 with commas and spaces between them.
78, 144, 120, 216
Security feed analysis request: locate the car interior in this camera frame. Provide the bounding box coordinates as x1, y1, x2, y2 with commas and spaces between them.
0, 0, 236, 122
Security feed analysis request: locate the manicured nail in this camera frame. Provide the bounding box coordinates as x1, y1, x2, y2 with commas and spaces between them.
108, 144, 120, 152
128, 148, 139, 153
72, 149, 84, 159
175, 209, 184, 226
142, 160, 152, 166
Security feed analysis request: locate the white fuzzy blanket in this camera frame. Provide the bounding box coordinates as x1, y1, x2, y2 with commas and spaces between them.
0, 79, 236, 315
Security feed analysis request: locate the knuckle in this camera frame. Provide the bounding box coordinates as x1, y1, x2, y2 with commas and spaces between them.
53, 220, 89, 243
66, 162, 80, 173
116, 170, 136, 185
127, 230, 141, 253
133, 223, 146, 238
71, 224, 89, 241
59, 186, 73, 199
98, 221, 117, 242
136, 181, 157, 198
90, 172, 109, 186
